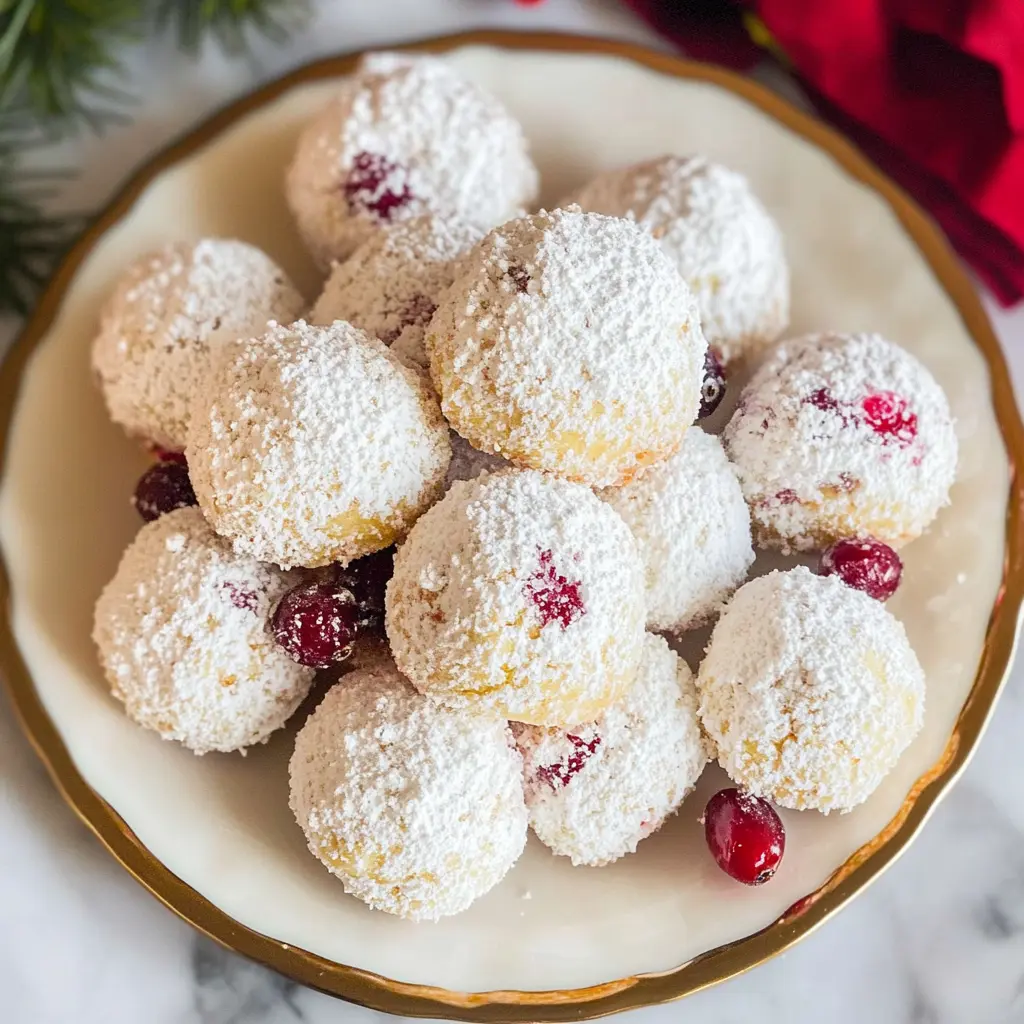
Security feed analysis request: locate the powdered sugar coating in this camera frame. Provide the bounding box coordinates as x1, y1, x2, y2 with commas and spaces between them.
311, 214, 486, 371
568, 156, 789, 366
724, 332, 957, 551
186, 319, 451, 569
288, 660, 527, 921
285, 53, 538, 267
427, 207, 707, 487
91, 240, 304, 451
385, 469, 646, 726
599, 428, 754, 632
513, 633, 711, 866
92, 507, 313, 754
697, 566, 925, 813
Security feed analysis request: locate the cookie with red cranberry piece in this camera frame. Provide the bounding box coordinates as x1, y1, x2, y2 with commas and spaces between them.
93, 507, 314, 754
513, 633, 710, 866
427, 207, 707, 487
723, 332, 957, 551
385, 468, 646, 726
285, 52, 538, 267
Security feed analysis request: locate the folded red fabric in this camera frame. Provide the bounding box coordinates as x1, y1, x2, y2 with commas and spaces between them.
622, 0, 1024, 304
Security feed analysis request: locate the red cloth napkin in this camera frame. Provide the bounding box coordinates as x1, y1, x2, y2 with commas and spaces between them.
622, 0, 1024, 305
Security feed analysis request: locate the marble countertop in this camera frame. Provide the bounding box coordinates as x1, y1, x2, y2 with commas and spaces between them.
2, 2, 1024, 1022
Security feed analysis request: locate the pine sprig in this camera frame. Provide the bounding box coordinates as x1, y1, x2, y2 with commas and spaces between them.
0, 0, 309, 317
0, 120, 81, 315
0, 0, 142, 127
154, 0, 309, 56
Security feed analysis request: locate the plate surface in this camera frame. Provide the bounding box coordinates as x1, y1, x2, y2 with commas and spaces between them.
2, 31, 1023, 1023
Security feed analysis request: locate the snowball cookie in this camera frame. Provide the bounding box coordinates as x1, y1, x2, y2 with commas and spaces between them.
723, 332, 958, 552
697, 567, 925, 813
285, 52, 538, 267
427, 207, 707, 487
567, 156, 789, 366
310, 214, 485, 371
289, 660, 527, 921
386, 469, 646, 726
599, 428, 754, 633
92, 507, 314, 754
187, 319, 451, 570
513, 634, 711, 866
91, 239, 304, 452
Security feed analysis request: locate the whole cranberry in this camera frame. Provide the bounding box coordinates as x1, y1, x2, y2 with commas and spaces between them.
272, 580, 360, 669
333, 547, 395, 631
704, 788, 785, 885
133, 460, 197, 522
820, 538, 902, 601
698, 348, 727, 419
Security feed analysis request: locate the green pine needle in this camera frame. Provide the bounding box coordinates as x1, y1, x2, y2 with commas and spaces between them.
0, 168, 81, 317
0, 197, 77, 317
154, 0, 309, 55
0, 0, 142, 127
0, 0, 308, 315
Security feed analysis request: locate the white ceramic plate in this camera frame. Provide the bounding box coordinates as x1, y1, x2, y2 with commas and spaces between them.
2, 32, 1021, 1021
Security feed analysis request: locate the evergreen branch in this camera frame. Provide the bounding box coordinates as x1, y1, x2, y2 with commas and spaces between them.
0, 176, 82, 315
0, 0, 309, 315
0, 0, 142, 127
0, 109, 82, 315
153, 0, 309, 56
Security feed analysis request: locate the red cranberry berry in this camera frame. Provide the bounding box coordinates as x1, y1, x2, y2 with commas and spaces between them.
524, 548, 585, 630
861, 391, 917, 446
133, 461, 197, 522
820, 538, 902, 601
333, 547, 395, 632
343, 151, 413, 221
698, 348, 727, 419
535, 733, 601, 789
271, 580, 360, 669
704, 788, 785, 886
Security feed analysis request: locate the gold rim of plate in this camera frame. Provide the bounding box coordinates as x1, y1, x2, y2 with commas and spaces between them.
1, 29, 1022, 1023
